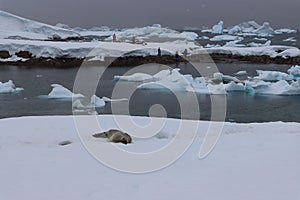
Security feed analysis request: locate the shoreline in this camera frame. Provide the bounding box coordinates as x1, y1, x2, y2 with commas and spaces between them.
0, 53, 299, 67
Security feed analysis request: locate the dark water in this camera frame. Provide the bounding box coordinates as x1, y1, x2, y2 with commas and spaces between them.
0, 63, 299, 123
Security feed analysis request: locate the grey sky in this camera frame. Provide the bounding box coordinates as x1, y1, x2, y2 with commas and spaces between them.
1, 0, 299, 29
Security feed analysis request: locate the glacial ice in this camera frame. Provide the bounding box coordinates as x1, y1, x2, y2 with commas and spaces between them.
254, 70, 293, 81
0, 80, 23, 93
47, 84, 84, 99
212, 21, 224, 34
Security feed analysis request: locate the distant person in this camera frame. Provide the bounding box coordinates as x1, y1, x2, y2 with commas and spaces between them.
175, 51, 180, 62
113, 34, 116, 42
132, 36, 136, 44
157, 47, 161, 57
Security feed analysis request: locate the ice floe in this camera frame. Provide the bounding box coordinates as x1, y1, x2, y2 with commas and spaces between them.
0, 80, 23, 93
46, 84, 84, 99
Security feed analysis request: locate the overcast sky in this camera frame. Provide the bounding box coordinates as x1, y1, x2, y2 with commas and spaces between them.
1, 0, 299, 29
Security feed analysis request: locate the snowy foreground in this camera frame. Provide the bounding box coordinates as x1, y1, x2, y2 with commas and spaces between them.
1, 115, 300, 200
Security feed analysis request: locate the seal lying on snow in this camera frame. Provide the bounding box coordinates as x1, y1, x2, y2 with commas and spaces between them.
93, 129, 132, 144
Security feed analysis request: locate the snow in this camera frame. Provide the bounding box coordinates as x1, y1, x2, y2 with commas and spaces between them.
211, 21, 224, 34
0, 10, 78, 40
0, 80, 23, 93
46, 84, 84, 99
1, 115, 300, 200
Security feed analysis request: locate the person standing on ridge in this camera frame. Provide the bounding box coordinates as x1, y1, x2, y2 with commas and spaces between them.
157, 47, 161, 57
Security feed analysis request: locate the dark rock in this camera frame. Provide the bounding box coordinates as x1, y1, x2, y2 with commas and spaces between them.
59, 140, 72, 146
0, 50, 10, 59
16, 51, 33, 58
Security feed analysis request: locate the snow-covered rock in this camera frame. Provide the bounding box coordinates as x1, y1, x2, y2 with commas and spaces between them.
0, 80, 23, 93
212, 21, 224, 34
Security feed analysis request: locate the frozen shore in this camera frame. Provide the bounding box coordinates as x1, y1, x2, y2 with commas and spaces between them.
0, 115, 300, 200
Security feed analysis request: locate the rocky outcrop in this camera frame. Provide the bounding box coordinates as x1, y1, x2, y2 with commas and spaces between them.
0, 50, 10, 59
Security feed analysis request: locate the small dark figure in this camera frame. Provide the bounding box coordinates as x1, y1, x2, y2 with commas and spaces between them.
112, 33, 116, 42
132, 36, 136, 44
157, 47, 161, 57
175, 51, 180, 62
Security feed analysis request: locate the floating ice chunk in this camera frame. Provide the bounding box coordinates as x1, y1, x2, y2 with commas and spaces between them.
0, 80, 23, 93
207, 84, 227, 94
47, 84, 84, 99
253, 79, 300, 95
254, 70, 293, 81
275, 28, 297, 34
288, 65, 300, 77
210, 35, 243, 41
228, 26, 242, 35
213, 72, 241, 83
212, 21, 224, 34
114, 73, 154, 82
247, 40, 271, 47
253, 22, 275, 36
235, 71, 247, 76
283, 37, 297, 42
90, 95, 105, 107
225, 81, 246, 92
198, 36, 209, 40
102, 96, 128, 102
254, 37, 268, 41
224, 40, 245, 47
153, 69, 172, 80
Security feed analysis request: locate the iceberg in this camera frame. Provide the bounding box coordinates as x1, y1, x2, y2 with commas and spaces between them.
47, 84, 84, 99
212, 21, 224, 34
0, 80, 23, 93
235, 71, 247, 76
252, 22, 275, 36
213, 72, 241, 83
114, 73, 154, 82
225, 81, 246, 92
254, 70, 293, 81
250, 79, 300, 95
90, 95, 106, 108
275, 28, 297, 34
288, 65, 300, 77
210, 35, 244, 41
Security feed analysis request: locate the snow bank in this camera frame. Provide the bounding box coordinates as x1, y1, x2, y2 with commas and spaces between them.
0, 10, 78, 40
1, 115, 300, 200
47, 84, 84, 99
0, 80, 23, 93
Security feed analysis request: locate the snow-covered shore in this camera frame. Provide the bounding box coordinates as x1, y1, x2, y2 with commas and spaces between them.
0, 115, 300, 200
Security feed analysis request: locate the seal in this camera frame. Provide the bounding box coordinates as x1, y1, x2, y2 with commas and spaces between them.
93, 129, 132, 144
